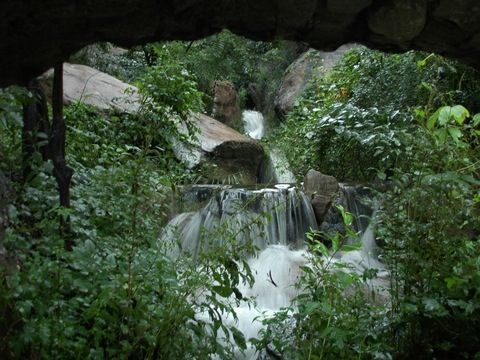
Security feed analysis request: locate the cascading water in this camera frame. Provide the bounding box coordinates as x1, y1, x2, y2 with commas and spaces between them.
242, 110, 265, 140
160, 181, 388, 359
160, 185, 317, 258
162, 115, 389, 358
240, 109, 296, 185
320, 183, 374, 236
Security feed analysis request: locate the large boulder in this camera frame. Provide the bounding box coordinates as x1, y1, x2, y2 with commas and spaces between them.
37, 63, 263, 185
38, 63, 141, 113
368, 0, 427, 43
211, 81, 242, 129
275, 44, 359, 118
303, 169, 339, 224
174, 113, 265, 185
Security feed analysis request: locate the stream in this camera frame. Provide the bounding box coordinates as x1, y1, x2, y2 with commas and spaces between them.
160, 110, 388, 359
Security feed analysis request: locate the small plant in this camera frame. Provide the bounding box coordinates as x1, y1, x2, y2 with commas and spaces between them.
256, 206, 390, 359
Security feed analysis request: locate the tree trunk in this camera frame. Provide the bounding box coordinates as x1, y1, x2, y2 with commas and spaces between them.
22, 79, 51, 182
50, 63, 74, 248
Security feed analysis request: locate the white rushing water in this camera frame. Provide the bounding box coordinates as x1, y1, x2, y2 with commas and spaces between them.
242, 110, 265, 140
241, 110, 296, 185
161, 183, 388, 358
195, 244, 308, 360
202, 234, 388, 359
160, 186, 317, 258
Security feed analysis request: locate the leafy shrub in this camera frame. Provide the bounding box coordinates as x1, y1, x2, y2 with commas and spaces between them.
0, 87, 33, 176
272, 48, 480, 182
1, 101, 253, 359
256, 207, 391, 359
149, 31, 301, 115
376, 106, 480, 358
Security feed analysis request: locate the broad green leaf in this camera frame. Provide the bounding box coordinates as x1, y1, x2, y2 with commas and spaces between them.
447, 127, 463, 143
337, 205, 353, 226
450, 105, 469, 125
423, 298, 441, 312
438, 106, 452, 126
445, 276, 465, 289
303, 301, 321, 315
427, 108, 440, 129
377, 171, 387, 181
434, 128, 448, 143
417, 60, 427, 68
230, 327, 247, 350
341, 243, 362, 252
331, 233, 341, 252
313, 241, 329, 257
423, 298, 448, 316
473, 113, 480, 127
212, 285, 233, 298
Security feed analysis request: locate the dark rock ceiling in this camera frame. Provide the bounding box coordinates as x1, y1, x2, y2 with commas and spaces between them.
2, 0, 479, 86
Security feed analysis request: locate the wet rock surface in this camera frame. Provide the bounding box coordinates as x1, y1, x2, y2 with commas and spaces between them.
174, 113, 265, 185
303, 169, 339, 225
211, 81, 242, 129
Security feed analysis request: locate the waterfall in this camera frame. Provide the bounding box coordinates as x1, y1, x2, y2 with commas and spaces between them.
242, 110, 265, 140
339, 184, 373, 233
160, 179, 387, 358
320, 183, 373, 237
160, 185, 317, 258
242, 109, 296, 184
259, 148, 297, 184
196, 245, 309, 360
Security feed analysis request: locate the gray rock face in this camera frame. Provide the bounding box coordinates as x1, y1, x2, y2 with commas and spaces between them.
2, 1, 480, 87
211, 81, 241, 129
434, 0, 480, 32
275, 50, 319, 119
38, 63, 141, 113
304, 169, 339, 224
275, 44, 359, 118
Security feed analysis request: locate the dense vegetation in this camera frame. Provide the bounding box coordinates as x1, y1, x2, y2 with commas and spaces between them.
1, 31, 480, 359
76, 31, 300, 120
269, 48, 480, 358
0, 33, 264, 358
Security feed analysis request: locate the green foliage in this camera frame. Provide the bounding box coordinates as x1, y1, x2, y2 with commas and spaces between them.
0, 97, 255, 358
136, 46, 204, 121
0, 41, 254, 357
376, 104, 480, 358
0, 87, 32, 175
2, 170, 255, 358
150, 31, 300, 114
272, 48, 480, 182
3, 36, 480, 359
266, 46, 480, 358
257, 207, 390, 359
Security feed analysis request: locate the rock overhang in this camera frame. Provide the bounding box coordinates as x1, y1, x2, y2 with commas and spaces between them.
1, 0, 480, 87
